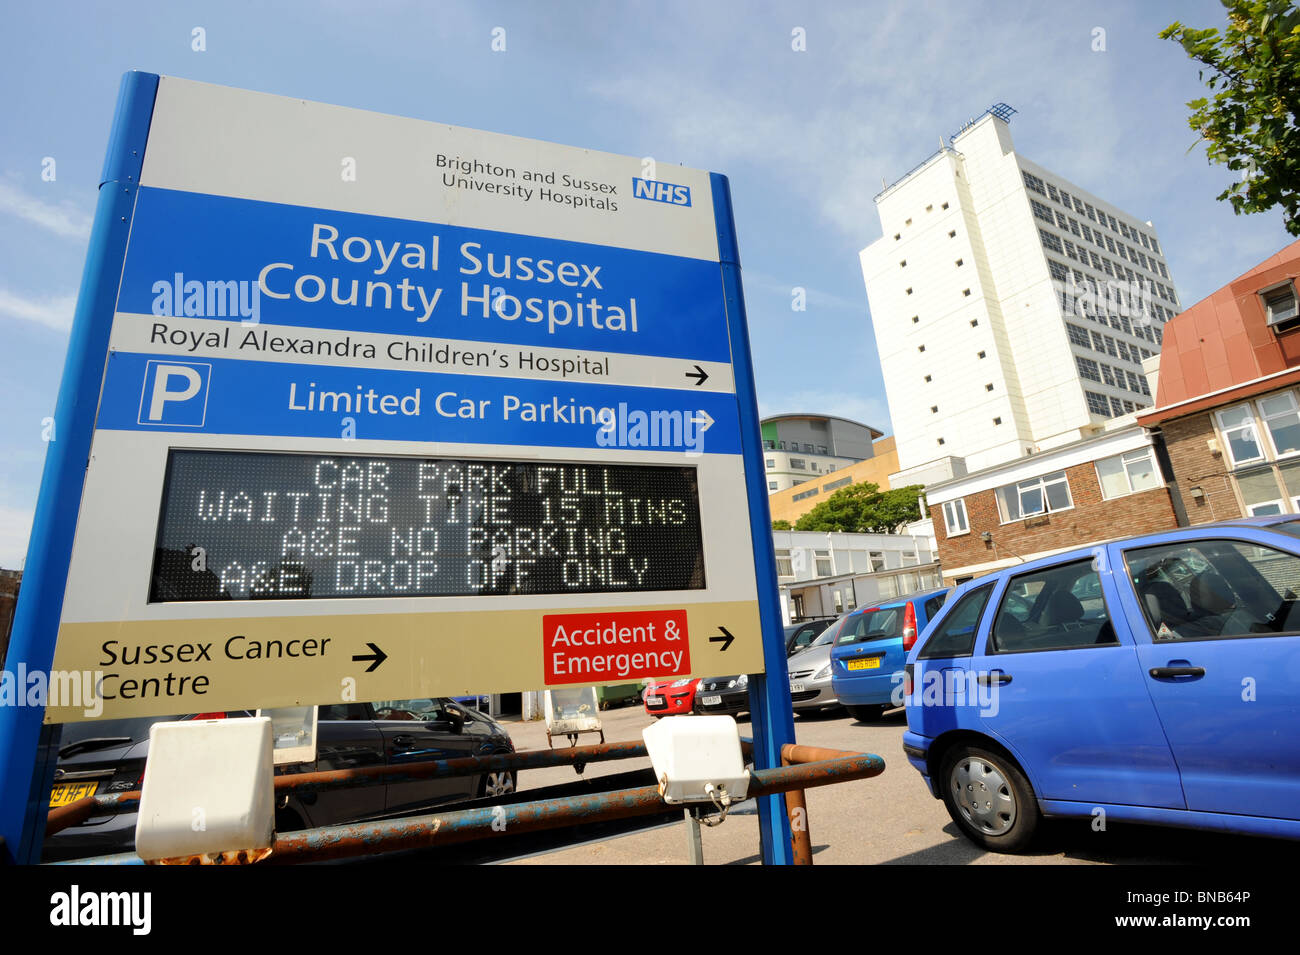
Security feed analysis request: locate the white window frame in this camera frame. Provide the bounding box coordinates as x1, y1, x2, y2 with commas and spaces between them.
942, 499, 969, 536
1258, 390, 1300, 460
1215, 403, 1266, 467
1260, 279, 1299, 328
996, 470, 1073, 523
774, 549, 793, 578
814, 549, 833, 577
1094, 447, 1162, 499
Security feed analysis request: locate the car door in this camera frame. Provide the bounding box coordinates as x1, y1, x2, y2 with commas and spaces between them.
968, 554, 1184, 809
291, 703, 388, 827
1117, 531, 1300, 821
375, 699, 480, 815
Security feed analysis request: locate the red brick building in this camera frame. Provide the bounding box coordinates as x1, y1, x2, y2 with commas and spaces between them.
925, 425, 1180, 583
1139, 240, 1300, 522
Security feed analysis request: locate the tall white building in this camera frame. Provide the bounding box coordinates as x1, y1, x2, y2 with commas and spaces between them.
860, 105, 1182, 478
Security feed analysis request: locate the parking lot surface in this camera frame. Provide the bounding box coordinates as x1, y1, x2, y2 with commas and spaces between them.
499, 703, 1295, 865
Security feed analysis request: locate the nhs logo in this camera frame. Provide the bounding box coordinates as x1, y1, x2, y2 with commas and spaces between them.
137, 360, 211, 428
632, 177, 692, 207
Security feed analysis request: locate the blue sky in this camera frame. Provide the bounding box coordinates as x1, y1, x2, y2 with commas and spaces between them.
0, 0, 1291, 566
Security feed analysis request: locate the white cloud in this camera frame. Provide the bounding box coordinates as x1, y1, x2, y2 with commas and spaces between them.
0, 179, 91, 240
0, 287, 76, 331
0, 505, 32, 569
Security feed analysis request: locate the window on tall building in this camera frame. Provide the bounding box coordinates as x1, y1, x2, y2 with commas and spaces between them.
1101, 364, 1116, 386
1067, 323, 1090, 347
1085, 203, 1097, 221
1075, 356, 1101, 382
996, 470, 1072, 522
1022, 171, 1047, 195
1110, 396, 1126, 417
1150, 236, 1161, 255
1048, 259, 1069, 282
1047, 182, 1060, 202
1039, 229, 1063, 253
1085, 391, 1110, 416
789, 458, 807, 470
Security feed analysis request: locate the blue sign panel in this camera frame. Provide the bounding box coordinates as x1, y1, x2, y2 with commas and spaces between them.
116, 188, 731, 363
100, 352, 741, 452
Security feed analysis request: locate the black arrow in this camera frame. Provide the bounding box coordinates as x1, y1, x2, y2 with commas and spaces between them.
686, 364, 709, 386
709, 627, 735, 652
352, 642, 388, 673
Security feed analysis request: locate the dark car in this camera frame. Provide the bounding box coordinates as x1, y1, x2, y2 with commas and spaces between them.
42, 698, 516, 861
693, 674, 751, 717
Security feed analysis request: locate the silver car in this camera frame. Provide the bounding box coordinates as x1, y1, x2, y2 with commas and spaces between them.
786, 614, 848, 712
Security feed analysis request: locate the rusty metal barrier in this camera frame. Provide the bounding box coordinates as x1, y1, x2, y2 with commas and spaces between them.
45, 738, 759, 837
44, 739, 662, 837
781, 743, 865, 866
51, 747, 884, 865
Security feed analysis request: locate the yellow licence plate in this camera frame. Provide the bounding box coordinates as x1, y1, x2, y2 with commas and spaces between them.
49, 781, 98, 808
847, 658, 882, 671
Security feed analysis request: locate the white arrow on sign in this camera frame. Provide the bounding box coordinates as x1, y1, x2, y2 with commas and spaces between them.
690, 410, 714, 432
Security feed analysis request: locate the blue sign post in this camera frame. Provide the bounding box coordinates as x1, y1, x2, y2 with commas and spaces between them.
0, 72, 795, 864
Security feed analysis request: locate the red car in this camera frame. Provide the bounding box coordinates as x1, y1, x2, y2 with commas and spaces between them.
643, 677, 701, 717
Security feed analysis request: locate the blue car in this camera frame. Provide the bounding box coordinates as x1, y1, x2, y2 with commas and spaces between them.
830, 588, 949, 721
904, 517, 1300, 853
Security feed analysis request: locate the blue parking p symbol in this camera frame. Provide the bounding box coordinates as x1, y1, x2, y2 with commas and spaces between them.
137, 360, 211, 427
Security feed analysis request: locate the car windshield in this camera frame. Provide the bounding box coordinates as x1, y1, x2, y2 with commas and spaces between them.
836, 607, 903, 645
57, 716, 180, 744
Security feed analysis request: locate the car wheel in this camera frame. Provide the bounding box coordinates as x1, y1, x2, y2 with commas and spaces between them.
939, 745, 1038, 853
479, 770, 516, 798
847, 704, 887, 721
